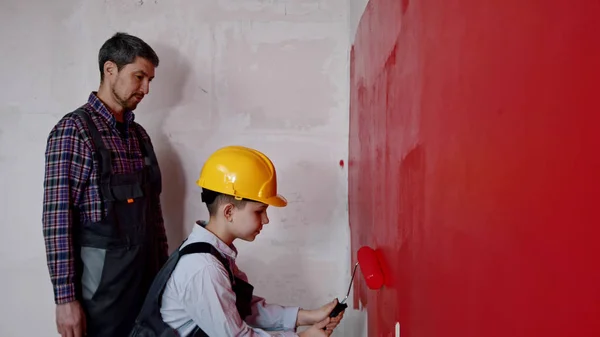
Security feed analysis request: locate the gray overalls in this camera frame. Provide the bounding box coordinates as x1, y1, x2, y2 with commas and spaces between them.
74, 108, 164, 337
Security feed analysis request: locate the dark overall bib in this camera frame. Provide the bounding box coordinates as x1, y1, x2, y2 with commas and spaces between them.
129, 240, 255, 337
74, 108, 163, 337
184, 242, 255, 337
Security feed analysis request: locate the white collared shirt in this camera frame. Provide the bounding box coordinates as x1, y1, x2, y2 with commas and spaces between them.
160, 222, 300, 336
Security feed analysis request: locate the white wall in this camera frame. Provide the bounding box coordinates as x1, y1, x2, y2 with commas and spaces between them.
349, 0, 370, 43
0, 0, 370, 335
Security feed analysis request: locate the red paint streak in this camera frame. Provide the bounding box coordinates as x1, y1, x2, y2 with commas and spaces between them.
349, 0, 600, 336
339, 159, 345, 168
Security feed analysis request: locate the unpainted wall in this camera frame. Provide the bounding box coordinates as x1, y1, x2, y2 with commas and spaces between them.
349, 0, 600, 336
0, 0, 361, 335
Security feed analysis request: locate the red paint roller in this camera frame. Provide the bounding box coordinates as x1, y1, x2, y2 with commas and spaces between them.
357, 246, 385, 290
327, 246, 384, 319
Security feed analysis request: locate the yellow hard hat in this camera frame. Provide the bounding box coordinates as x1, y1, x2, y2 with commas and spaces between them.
196, 145, 287, 207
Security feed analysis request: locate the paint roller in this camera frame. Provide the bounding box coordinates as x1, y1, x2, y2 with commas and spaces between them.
326, 246, 384, 319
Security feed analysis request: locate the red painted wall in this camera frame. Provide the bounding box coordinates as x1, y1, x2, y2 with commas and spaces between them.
348, 0, 600, 336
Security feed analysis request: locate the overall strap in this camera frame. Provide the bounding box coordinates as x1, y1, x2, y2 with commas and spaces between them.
73, 108, 112, 187
135, 242, 234, 320
130, 124, 159, 167
179, 242, 238, 337
130, 124, 162, 195
180, 242, 235, 284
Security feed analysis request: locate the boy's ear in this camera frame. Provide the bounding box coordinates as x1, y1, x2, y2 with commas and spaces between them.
223, 203, 234, 222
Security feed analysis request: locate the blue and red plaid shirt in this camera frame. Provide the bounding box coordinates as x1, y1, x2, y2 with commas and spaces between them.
42, 92, 168, 304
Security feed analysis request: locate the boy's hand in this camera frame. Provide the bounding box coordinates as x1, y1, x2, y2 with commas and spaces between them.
297, 299, 345, 329
298, 317, 331, 337
324, 310, 344, 333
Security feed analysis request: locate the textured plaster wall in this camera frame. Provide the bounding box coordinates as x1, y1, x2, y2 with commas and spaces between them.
0, 0, 363, 335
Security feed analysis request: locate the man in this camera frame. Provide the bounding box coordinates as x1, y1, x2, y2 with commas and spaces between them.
42, 32, 169, 337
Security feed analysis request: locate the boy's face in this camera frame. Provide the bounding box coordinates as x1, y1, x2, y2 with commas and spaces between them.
228, 201, 270, 242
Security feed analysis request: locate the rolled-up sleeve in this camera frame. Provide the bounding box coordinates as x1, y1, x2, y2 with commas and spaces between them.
182, 261, 299, 337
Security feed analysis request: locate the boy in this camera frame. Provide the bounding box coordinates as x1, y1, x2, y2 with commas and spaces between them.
160, 145, 345, 336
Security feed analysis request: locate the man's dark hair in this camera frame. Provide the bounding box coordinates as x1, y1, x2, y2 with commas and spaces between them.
202, 189, 248, 216
98, 32, 159, 81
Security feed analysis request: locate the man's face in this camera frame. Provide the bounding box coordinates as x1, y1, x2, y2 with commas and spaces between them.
107, 56, 155, 111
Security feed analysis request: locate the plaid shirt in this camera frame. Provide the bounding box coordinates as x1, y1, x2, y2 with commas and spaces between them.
42, 92, 168, 304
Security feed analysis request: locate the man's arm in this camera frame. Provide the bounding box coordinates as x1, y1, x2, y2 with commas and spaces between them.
42, 116, 92, 304
181, 261, 298, 337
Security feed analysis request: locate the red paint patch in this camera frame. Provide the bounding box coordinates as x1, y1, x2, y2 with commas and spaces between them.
349, 0, 600, 336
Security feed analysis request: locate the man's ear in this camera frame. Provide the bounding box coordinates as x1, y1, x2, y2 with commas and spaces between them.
103, 60, 117, 79
223, 203, 234, 222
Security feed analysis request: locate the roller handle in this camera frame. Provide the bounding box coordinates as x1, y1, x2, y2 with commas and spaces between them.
328, 301, 348, 318
322, 301, 347, 330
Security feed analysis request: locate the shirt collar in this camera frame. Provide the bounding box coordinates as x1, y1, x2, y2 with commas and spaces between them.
187, 221, 238, 260
86, 92, 135, 127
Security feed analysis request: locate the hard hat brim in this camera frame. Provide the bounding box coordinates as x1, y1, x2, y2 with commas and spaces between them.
265, 194, 287, 207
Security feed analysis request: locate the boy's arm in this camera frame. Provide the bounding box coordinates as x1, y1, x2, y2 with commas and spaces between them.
247, 295, 343, 331
182, 263, 298, 337
245, 295, 300, 331
234, 267, 299, 330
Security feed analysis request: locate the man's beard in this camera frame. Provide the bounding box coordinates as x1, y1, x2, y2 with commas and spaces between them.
113, 88, 140, 111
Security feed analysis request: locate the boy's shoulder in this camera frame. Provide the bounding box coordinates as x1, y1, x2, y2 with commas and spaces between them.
169, 242, 231, 286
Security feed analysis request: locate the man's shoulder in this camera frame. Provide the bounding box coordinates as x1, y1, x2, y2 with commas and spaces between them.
47, 107, 90, 139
